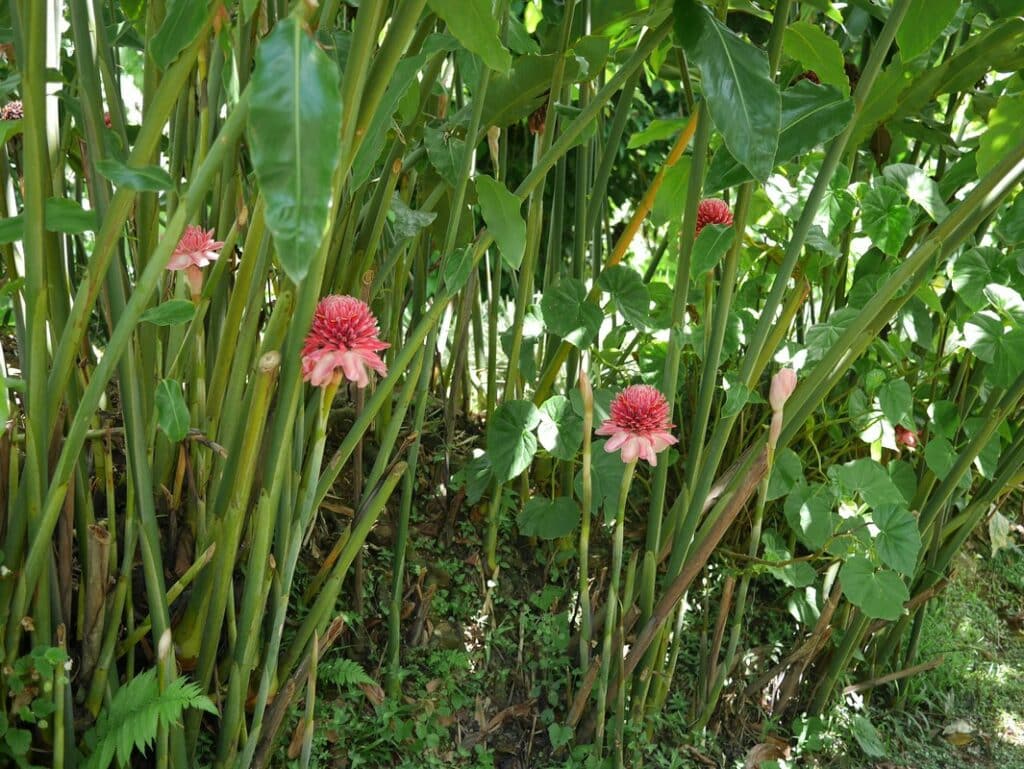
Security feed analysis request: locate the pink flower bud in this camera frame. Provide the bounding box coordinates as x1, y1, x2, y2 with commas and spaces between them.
895, 425, 919, 450
769, 368, 798, 412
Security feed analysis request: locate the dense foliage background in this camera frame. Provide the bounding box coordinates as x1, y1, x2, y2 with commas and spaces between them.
2, 0, 1024, 766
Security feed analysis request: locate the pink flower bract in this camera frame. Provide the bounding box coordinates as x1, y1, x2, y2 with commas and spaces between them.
302, 295, 390, 389
695, 198, 733, 237
595, 384, 678, 466
168, 225, 224, 271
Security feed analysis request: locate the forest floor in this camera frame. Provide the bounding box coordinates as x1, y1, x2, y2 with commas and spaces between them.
284, 416, 1024, 768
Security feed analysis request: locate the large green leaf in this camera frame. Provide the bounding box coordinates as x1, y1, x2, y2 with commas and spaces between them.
767, 448, 803, 501
677, 0, 780, 181
876, 378, 913, 429
840, 556, 909, 621
997, 192, 1024, 245
487, 401, 540, 482
597, 265, 650, 330
783, 21, 849, 95
95, 158, 174, 191
573, 439, 627, 518
963, 312, 1024, 388
860, 184, 913, 257
249, 18, 343, 283
706, 82, 852, 192
762, 530, 816, 588
882, 164, 949, 222
872, 504, 922, 575
978, 91, 1024, 178
784, 483, 835, 550
537, 396, 583, 461
829, 458, 907, 509
897, 0, 960, 61
950, 248, 1007, 310
424, 123, 465, 189
151, 0, 206, 70
427, 0, 511, 72
540, 278, 603, 348
476, 175, 526, 269
517, 496, 580, 539
155, 379, 190, 442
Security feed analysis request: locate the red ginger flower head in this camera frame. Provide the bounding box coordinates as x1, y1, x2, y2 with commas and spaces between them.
302, 295, 390, 389
595, 384, 678, 466
0, 100, 23, 121
169, 225, 224, 271
696, 198, 733, 237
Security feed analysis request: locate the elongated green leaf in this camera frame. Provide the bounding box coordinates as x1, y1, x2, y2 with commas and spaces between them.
651, 156, 691, 225
427, 0, 511, 72
249, 18, 343, 283
628, 118, 689, 149
840, 556, 908, 621
424, 123, 465, 189
476, 175, 525, 269
691, 223, 734, 275
155, 379, 190, 442
0, 118, 22, 145
978, 91, 1024, 178
151, 0, 206, 70
897, 0, 960, 61
0, 214, 24, 244
95, 158, 173, 191
783, 21, 849, 95
45, 198, 97, 233
679, 0, 780, 181
141, 300, 196, 326
706, 82, 852, 192
487, 401, 540, 482
517, 496, 580, 539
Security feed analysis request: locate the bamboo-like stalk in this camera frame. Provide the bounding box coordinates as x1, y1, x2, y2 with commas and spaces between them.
593, 460, 636, 754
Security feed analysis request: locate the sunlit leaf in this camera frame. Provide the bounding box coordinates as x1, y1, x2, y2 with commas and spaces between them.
249, 18, 343, 283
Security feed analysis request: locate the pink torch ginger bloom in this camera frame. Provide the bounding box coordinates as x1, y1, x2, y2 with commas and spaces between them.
695, 198, 733, 237
596, 384, 678, 466
769, 368, 798, 412
895, 425, 919, 450
169, 225, 224, 299
302, 295, 390, 389
169, 225, 224, 271
0, 100, 23, 121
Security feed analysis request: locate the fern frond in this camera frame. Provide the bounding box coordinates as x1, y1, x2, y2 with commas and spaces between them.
320, 657, 374, 689
81, 668, 218, 769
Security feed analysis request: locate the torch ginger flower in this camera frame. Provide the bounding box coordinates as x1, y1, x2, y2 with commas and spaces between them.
0, 100, 23, 121
695, 198, 733, 237
169, 225, 224, 299
302, 295, 389, 389
596, 384, 678, 466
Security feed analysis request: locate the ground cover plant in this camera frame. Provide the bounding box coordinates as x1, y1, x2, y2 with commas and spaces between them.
1, 0, 1024, 766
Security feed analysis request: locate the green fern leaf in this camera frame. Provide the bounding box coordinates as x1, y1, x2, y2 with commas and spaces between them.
81, 668, 217, 769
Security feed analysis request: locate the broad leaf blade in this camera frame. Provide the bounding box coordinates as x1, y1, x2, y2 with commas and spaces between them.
155, 379, 190, 442
476, 175, 525, 269
249, 18, 343, 283
682, 2, 780, 181
427, 0, 511, 72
